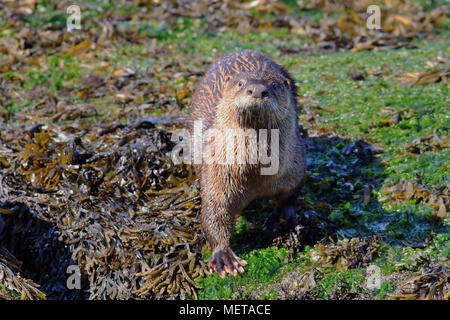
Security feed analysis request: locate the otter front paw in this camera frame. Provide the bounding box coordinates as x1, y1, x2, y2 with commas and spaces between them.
210, 248, 247, 278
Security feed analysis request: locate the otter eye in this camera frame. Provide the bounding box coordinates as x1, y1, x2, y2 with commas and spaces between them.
238, 81, 244, 87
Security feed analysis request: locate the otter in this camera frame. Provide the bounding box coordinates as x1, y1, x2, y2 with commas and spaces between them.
187, 50, 306, 278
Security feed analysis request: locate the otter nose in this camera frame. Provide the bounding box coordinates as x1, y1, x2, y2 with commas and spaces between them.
247, 84, 268, 99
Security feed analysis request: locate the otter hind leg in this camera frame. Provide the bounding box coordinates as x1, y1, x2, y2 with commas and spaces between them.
263, 187, 301, 233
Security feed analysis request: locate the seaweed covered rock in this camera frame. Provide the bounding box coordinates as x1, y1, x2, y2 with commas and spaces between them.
0, 113, 208, 299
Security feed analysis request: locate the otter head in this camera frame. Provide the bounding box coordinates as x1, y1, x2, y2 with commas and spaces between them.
218, 72, 295, 128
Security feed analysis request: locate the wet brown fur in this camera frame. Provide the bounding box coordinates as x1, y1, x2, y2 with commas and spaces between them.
187, 50, 306, 276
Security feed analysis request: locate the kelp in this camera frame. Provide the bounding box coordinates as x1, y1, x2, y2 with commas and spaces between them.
0, 111, 209, 299
396, 69, 450, 86
310, 236, 382, 271
381, 181, 449, 218
0, 0, 447, 77
389, 265, 449, 300
0, 247, 46, 300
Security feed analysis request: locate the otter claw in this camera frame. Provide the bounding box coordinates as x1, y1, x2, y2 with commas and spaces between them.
210, 248, 247, 277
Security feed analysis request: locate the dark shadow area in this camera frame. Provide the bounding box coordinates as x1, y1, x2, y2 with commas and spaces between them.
0, 201, 89, 299
232, 134, 446, 256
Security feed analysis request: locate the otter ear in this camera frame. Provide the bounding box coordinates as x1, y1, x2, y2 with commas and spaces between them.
283, 78, 291, 89
224, 75, 231, 82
